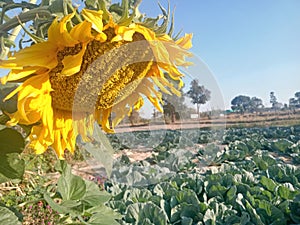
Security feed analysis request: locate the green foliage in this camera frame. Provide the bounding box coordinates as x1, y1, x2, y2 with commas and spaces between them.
43, 160, 121, 224
0, 83, 18, 114
125, 202, 168, 225
0, 128, 25, 183
105, 125, 300, 224
0, 206, 22, 225
1, 114, 300, 224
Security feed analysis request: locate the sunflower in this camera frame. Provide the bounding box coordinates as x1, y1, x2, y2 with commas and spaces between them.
0, 7, 192, 159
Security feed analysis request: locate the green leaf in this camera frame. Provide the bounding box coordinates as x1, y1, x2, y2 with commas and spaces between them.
60, 199, 81, 208
245, 200, 264, 225
0, 206, 21, 225
226, 185, 237, 202
260, 176, 277, 192
181, 216, 193, 225
290, 195, 300, 223
43, 192, 70, 214
82, 180, 111, 207
125, 202, 168, 225
48, 0, 71, 16
0, 128, 25, 154
270, 139, 293, 153
123, 188, 152, 203
0, 153, 25, 183
277, 185, 295, 200
170, 203, 202, 223
0, 83, 18, 113
207, 184, 228, 199
83, 123, 114, 177
86, 205, 122, 225
85, 0, 98, 8
57, 162, 86, 201
153, 182, 178, 201
172, 189, 201, 208
107, 200, 127, 214
257, 200, 286, 224
0, 128, 25, 182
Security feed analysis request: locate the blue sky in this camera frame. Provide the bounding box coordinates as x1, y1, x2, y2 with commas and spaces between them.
139, 0, 300, 109
1, 0, 299, 110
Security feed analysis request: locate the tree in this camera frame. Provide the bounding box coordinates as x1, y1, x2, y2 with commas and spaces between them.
128, 110, 141, 126
186, 80, 211, 118
249, 97, 264, 113
270, 91, 278, 108
162, 74, 188, 123
231, 95, 251, 114
289, 92, 300, 109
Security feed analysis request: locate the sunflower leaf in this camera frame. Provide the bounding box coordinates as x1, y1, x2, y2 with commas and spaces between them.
0, 128, 25, 154
0, 153, 25, 183
57, 161, 86, 201
155, 2, 170, 36
98, 0, 110, 21
0, 128, 25, 183
0, 206, 21, 225
83, 123, 114, 177
0, 83, 18, 113
168, 8, 175, 37
15, 16, 45, 43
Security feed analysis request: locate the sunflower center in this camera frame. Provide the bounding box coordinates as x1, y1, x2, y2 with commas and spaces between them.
49, 29, 154, 113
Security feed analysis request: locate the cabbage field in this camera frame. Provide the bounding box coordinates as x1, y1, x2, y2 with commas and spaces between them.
1, 125, 300, 224
103, 126, 300, 225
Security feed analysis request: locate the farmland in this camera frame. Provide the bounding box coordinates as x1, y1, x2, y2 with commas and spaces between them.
1, 125, 300, 224
100, 125, 300, 224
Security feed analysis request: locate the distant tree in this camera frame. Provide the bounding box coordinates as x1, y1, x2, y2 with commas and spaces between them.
186, 80, 211, 118
289, 98, 298, 111
128, 110, 140, 126
289, 91, 300, 110
162, 74, 187, 123
163, 101, 176, 123
231, 95, 251, 114
249, 97, 264, 113
270, 91, 278, 108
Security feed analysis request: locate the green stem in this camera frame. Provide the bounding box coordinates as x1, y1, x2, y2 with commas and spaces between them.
67, 2, 82, 23
0, 6, 52, 35
18, 198, 44, 208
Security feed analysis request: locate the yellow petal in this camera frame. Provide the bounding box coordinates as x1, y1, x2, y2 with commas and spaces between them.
94, 32, 107, 42
112, 25, 135, 42
5, 74, 52, 125
148, 96, 163, 112
52, 131, 65, 159
133, 24, 156, 40
48, 12, 78, 47
61, 43, 86, 75
175, 33, 193, 49
70, 20, 94, 42
101, 108, 114, 133
82, 9, 104, 33
1, 67, 40, 84
134, 96, 144, 111
1, 42, 58, 69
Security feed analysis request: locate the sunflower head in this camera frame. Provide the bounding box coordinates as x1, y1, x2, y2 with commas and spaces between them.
0, 0, 193, 159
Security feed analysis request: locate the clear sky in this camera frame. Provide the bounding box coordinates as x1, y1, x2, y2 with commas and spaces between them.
138, 0, 300, 109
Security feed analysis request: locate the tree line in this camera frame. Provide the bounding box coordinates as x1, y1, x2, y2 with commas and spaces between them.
230, 91, 300, 114
129, 77, 300, 124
